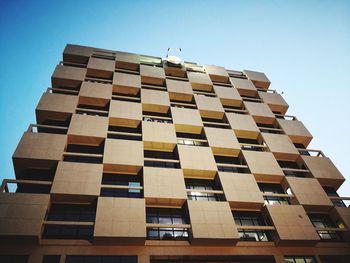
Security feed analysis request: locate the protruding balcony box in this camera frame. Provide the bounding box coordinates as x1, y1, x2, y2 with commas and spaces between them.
166, 79, 193, 102
63, 44, 93, 64
244, 101, 275, 124
213, 86, 242, 107
36, 92, 78, 124
204, 127, 240, 156
86, 57, 115, 79
94, 197, 146, 244
140, 65, 166, 86
187, 72, 213, 92
51, 65, 86, 89
264, 204, 320, 245
103, 139, 143, 174
142, 121, 177, 152
195, 95, 225, 119
226, 113, 260, 139
163, 62, 187, 78
262, 133, 299, 161
51, 161, 103, 202
330, 207, 350, 242
243, 70, 271, 90
141, 89, 170, 113
113, 72, 141, 95
178, 145, 217, 179
79, 82, 112, 106
301, 156, 345, 189
0, 193, 50, 243
115, 51, 140, 71
219, 172, 264, 210
277, 119, 313, 147
282, 177, 333, 212
187, 200, 239, 245
171, 107, 203, 134
109, 100, 142, 128
143, 167, 187, 207
242, 151, 284, 183
204, 65, 229, 83
230, 78, 257, 97
258, 91, 289, 115
67, 114, 108, 145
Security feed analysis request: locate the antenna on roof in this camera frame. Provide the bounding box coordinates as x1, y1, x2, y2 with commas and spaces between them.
166, 48, 183, 67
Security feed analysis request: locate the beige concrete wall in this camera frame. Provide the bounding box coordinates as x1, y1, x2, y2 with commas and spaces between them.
94, 197, 146, 243
0, 193, 49, 240
195, 95, 224, 119
36, 92, 78, 114
52, 65, 86, 88
143, 167, 187, 207
51, 161, 103, 197
242, 151, 284, 183
142, 121, 177, 152
115, 51, 140, 70
230, 78, 257, 97
166, 79, 193, 102
204, 65, 229, 83
178, 145, 217, 179
219, 172, 264, 209
204, 127, 240, 156
258, 91, 289, 114
113, 72, 141, 95
79, 81, 112, 101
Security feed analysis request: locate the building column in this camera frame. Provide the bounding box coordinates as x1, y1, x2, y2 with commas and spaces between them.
274, 254, 285, 263
138, 255, 150, 263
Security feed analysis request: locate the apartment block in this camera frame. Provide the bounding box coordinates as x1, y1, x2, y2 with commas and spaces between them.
0, 44, 349, 263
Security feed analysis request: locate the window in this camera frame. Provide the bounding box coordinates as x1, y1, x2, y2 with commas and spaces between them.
140, 55, 162, 66
323, 187, 346, 207
42, 255, 60, 263
42, 224, 94, 240
46, 204, 96, 222
284, 256, 316, 263
185, 178, 224, 201
238, 230, 270, 242
144, 149, 180, 169
101, 173, 142, 198
258, 183, 290, 205
309, 214, 342, 241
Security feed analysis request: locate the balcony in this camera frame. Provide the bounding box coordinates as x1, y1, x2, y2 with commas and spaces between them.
63, 139, 104, 164
109, 100, 142, 128
204, 65, 230, 84
51, 65, 86, 90
146, 207, 190, 241
309, 213, 344, 242
262, 133, 299, 161
215, 155, 250, 174
188, 71, 213, 92
230, 77, 257, 97
258, 90, 289, 115
78, 82, 112, 108
220, 172, 264, 209
187, 200, 239, 245
163, 60, 187, 78
226, 113, 260, 139
242, 151, 284, 183
171, 107, 204, 134
144, 148, 181, 169
63, 44, 93, 64
107, 123, 142, 141
278, 160, 309, 178
324, 187, 349, 207
257, 121, 284, 135
185, 177, 225, 202
244, 101, 276, 125
213, 85, 243, 107
166, 79, 193, 102
142, 121, 177, 152
141, 89, 170, 114
115, 51, 140, 71
259, 183, 292, 205
0, 179, 51, 195
204, 127, 240, 156
277, 118, 313, 147
195, 94, 225, 119
178, 145, 217, 179
282, 177, 333, 212
112, 72, 141, 96
94, 197, 146, 244
243, 70, 271, 90
238, 137, 267, 152
140, 64, 166, 86
264, 204, 320, 245
86, 57, 115, 80
0, 193, 50, 243
176, 131, 208, 147
143, 167, 187, 207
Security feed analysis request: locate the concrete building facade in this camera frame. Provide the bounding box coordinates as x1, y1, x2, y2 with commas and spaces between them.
0, 44, 349, 263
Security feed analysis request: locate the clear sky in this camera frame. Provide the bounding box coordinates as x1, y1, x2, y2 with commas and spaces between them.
0, 0, 349, 197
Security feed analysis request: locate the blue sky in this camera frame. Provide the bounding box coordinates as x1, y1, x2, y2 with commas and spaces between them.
0, 0, 349, 196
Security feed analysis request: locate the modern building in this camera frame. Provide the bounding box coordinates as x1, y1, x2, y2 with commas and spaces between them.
0, 44, 349, 263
